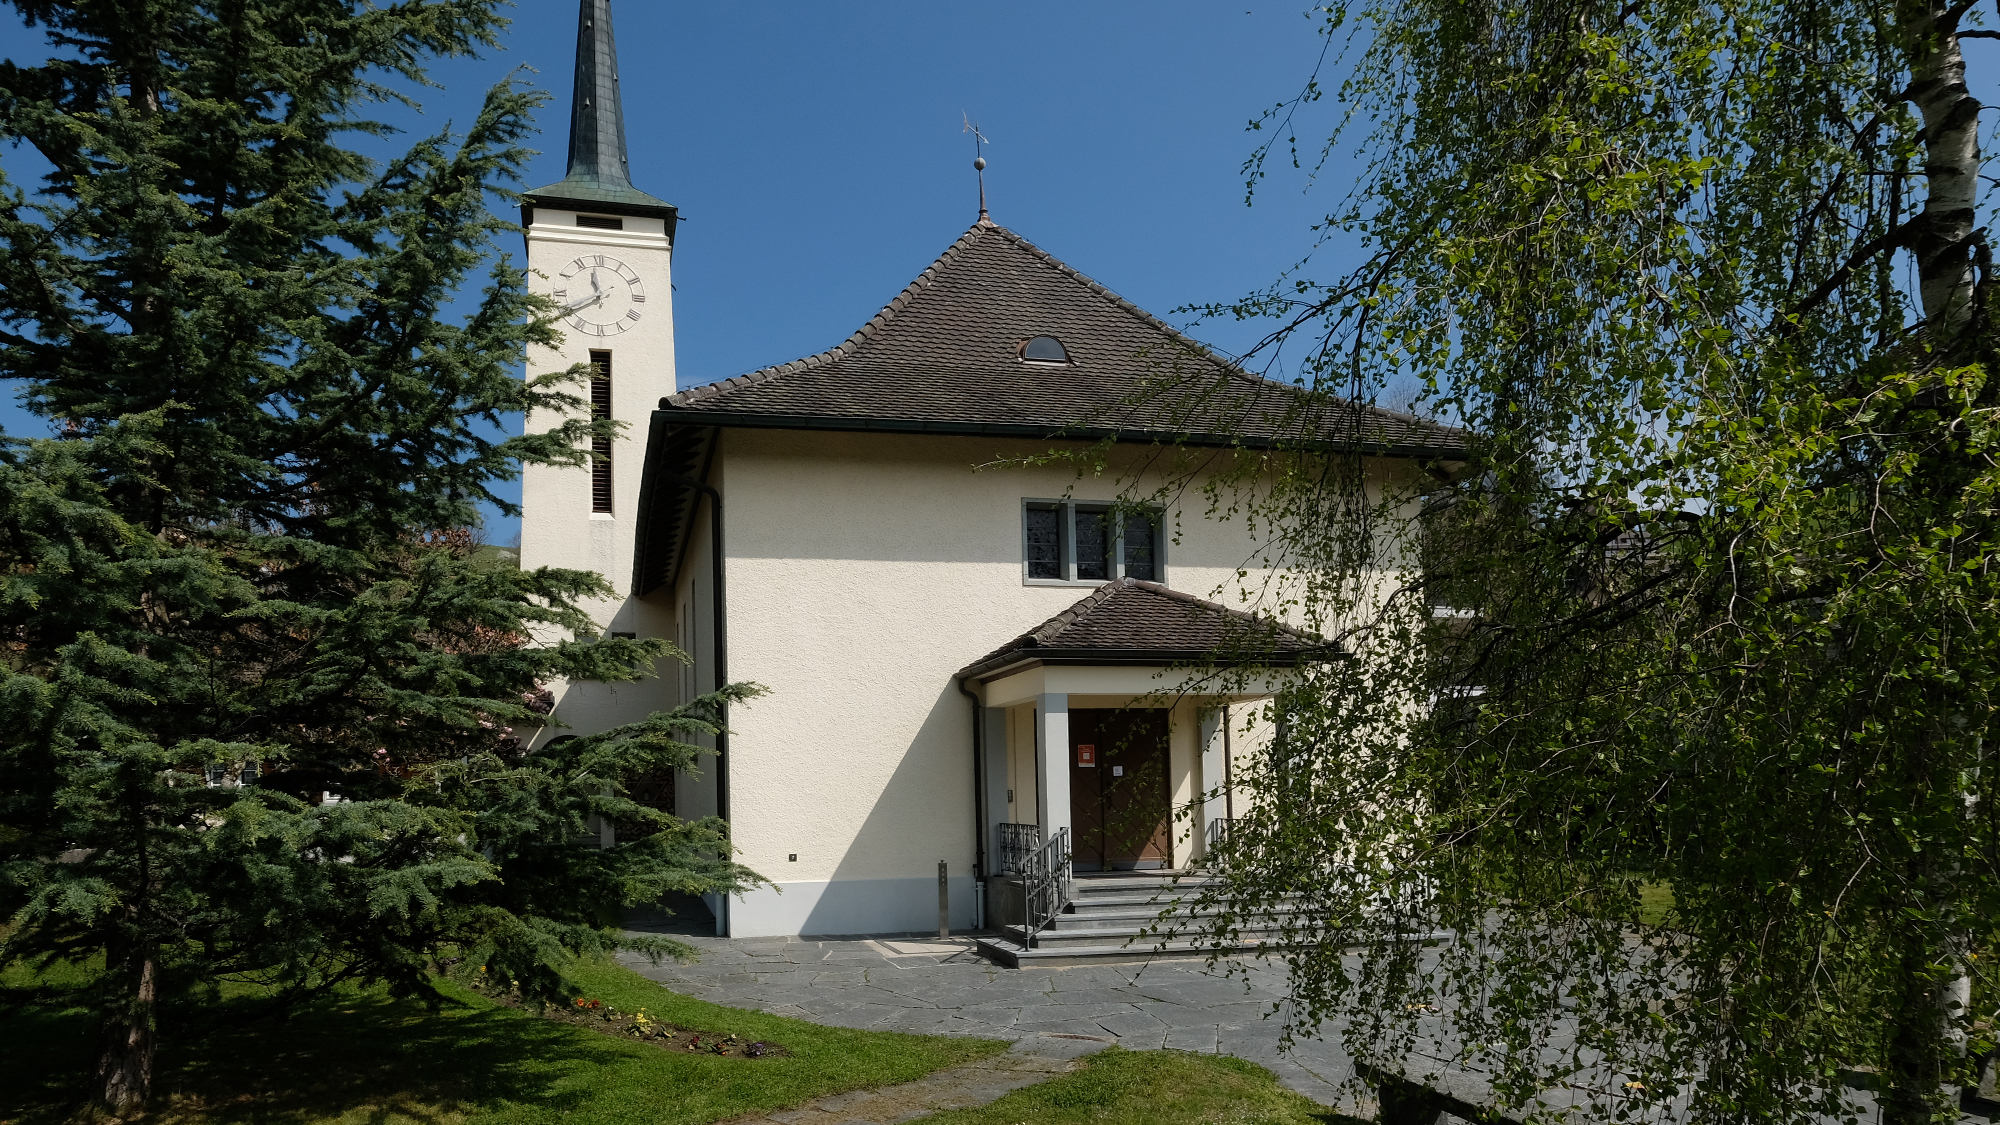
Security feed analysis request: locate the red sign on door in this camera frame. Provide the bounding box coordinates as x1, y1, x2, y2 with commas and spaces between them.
1076, 744, 1097, 767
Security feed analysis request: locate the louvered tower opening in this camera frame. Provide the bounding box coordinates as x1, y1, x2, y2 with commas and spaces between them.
590, 350, 613, 513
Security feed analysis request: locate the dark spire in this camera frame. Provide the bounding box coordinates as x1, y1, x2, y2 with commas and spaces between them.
567, 0, 628, 186
524, 0, 677, 221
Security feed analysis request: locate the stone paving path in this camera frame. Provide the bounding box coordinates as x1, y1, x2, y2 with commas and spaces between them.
618, 914, 1364, 1112
721, 1033, 1107, 1125
625, 909, 1997, 1125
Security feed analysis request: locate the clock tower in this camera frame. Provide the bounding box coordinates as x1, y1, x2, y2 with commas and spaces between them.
519, 0, 679, 744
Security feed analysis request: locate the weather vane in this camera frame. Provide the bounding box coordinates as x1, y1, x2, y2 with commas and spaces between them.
963, 113, 990, 220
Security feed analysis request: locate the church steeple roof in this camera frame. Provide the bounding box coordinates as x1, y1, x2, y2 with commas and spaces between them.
524, 0, 677, 222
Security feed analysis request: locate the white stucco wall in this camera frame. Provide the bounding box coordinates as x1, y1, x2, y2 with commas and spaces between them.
709, 428, 1351, 936
670, 488, 721, 825
512, 214, 1430, 938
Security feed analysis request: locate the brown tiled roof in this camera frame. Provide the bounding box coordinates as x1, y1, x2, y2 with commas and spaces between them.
956, 578, 1337, 681
659, 220, 1464, 456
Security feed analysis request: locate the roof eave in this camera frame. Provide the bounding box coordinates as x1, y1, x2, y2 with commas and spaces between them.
652, 405, 1469, 460
956, 645, 1338, 685
521, 186, 680, 241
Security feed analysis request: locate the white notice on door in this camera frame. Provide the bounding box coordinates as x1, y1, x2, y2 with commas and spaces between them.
1112, 765, 1124, 777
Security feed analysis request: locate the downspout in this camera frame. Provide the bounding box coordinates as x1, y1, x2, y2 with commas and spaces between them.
665, 472, 728, 935
956, 677, 988, 905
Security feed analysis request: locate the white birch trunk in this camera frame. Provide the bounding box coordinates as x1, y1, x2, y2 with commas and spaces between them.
1907, 0, 1984, 336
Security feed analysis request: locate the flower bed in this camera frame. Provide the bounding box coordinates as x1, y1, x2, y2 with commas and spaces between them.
467, 979, 787, 1059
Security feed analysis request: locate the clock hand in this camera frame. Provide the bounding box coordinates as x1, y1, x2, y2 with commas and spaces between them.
561, 292, 603, 313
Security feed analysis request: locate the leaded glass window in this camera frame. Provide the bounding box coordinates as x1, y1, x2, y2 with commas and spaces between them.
1023, 500, 1165, 585
1075, 510, 1110, 580
1025, 505, 1063, 579
1122, 514, 1157, 581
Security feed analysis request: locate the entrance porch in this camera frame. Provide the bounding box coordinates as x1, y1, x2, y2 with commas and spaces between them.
967, 671, 1282, 967
953, 578, 1335, 964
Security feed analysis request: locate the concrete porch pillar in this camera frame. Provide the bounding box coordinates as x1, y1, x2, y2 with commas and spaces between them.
1199, 705, 1229, 857
981, 704, 1009, 870
1034, 693, 1071, 856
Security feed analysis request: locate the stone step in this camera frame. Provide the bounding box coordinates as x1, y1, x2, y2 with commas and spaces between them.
1069, 872, 1218, 890
1064, 886, 1306, 909
974, 932, 1286, 969
1062, 890, 1236, 909
1070, 879, 1226, 896
977, 870, 1318, 966
1000, 920, 1290, 949
1072, 880, 1224, 896
1045, 905, 1307, 931
976, 927, 1454, 969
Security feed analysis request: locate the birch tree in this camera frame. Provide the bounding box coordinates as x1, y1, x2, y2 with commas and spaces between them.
1174, 0, 2000, 1121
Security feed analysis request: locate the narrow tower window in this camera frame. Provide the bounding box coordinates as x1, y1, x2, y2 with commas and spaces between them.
590, 350, 613, 513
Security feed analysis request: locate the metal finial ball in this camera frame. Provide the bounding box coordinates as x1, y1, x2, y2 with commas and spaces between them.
974, 157, 987, 171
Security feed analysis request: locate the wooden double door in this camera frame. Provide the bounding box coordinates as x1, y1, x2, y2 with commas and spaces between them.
1069, 708, 1171, 870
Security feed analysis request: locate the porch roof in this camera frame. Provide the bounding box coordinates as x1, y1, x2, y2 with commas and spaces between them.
955, 577, 1338, 684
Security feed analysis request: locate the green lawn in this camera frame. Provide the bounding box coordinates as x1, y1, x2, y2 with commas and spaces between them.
0, 956, 1004, 1125
916, 1047, 1362, 1125
1636, 881, 1677, 928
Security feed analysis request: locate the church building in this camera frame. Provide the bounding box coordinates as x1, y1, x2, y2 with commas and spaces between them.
517, 2, 1463, 957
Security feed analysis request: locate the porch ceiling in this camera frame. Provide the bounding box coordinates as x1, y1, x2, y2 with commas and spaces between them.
977, 664, 1291, 709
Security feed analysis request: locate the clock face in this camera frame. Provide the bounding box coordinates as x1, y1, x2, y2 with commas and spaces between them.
553, 254, 645, 337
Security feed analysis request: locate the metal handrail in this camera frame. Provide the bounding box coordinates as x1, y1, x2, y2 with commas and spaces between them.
1205, 817, 1239, 857
1023, 827, 1071, 943
996, 822, 1041, 876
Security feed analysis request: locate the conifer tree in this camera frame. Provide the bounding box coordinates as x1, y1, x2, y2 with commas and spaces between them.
0, 2, 763, 1113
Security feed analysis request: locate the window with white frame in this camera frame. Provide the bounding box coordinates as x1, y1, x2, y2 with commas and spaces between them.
1023, 499, 1164, 584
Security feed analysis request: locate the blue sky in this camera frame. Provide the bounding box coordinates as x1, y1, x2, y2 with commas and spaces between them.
515, 2, 1351, 384
0, 2, 1361, 542
9, 5, 2000, 543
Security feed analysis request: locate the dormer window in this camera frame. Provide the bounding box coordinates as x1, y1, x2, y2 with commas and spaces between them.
1019, 335, 1069, 364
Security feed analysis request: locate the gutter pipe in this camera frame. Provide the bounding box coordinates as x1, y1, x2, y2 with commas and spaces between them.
956, 677, 988, 901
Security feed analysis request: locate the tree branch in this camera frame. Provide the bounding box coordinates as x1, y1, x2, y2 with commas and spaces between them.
1789, 220, 1916, 321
